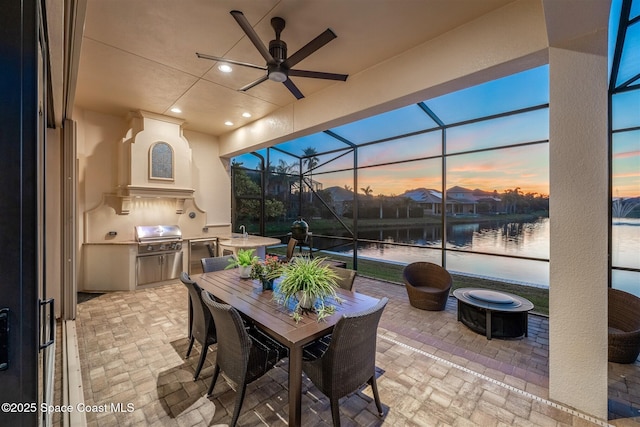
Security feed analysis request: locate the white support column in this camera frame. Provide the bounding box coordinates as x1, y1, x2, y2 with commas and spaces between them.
548, 29, 609, 419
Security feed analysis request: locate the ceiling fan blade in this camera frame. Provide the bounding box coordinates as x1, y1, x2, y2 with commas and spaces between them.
196, 53, 267, 71
283, 79, 304, 100
288, 69, 348, 81
238, 74, 269, 92
230, 10, 275, 64
283, 29, 337, 69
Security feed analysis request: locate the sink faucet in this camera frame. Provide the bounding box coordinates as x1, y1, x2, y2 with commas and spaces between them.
239, 225, 247, 238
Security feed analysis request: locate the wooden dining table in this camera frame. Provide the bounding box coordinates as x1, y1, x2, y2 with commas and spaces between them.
195, 268, 380, 427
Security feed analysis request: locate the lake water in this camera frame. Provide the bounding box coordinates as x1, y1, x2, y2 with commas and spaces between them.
330, 217, 639, 293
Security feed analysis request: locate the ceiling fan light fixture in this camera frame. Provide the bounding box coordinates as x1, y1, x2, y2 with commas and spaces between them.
269, 70, 287, 82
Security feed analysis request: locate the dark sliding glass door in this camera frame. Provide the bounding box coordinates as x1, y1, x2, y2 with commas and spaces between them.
0, 1, 55, 426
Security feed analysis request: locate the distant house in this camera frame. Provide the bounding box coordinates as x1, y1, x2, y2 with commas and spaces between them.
402, 188, 445, 215
322, 185, 503, 218
447, 186, 503, 214
402, 186, 502, 215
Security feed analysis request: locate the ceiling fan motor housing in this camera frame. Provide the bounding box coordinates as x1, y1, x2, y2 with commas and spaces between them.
269, 39, 287, 63
268, 39, 288, 82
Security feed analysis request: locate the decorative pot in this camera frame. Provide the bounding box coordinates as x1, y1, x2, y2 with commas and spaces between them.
296, 291, 315, 310
261, 278, 274, 291
238, 265, 252, 279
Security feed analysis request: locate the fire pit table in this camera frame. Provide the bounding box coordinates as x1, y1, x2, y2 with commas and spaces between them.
453, 288, 534, 340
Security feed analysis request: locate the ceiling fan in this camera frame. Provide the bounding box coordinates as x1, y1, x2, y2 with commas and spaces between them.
196, 10, 348, 99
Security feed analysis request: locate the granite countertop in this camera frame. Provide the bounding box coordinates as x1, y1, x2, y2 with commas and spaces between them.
217, 235, 281, 248
83, 241, 137, 245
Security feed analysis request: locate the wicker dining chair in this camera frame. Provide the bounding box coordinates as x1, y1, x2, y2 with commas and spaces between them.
201, 291, 288, 427
180, 272, 217, 380
268, 237, 298, 263
302, 297, 388, 427
300, 266, 357, 361
201, 254, 235, 273
328, 266, 357, 291
608, 288, 640, 364
402, 262, 452, 311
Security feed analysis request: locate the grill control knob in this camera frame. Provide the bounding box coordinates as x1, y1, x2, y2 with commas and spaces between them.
147, 245, 153, 251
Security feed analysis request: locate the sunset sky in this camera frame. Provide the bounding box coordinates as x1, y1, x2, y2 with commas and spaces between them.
237, 61, 638, 198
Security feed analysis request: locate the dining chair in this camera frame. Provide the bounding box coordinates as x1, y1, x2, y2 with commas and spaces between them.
200, 291, 288, 427
284, 237, 298, 261
201, 254, 235, 273
180, 272, 217, 380
302, 297, 388, 427
328, 266, 357, 291
269, 237, 298, 263
301, 265, 357, 361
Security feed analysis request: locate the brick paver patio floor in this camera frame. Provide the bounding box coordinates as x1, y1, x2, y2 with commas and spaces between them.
73, 276, 639, 426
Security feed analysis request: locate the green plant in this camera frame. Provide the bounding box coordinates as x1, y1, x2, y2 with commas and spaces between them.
250, 255, 282, 282
225, 248, 259, 268
275, 257, 342, 322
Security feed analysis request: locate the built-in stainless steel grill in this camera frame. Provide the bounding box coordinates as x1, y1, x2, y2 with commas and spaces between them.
135, 224, 183, 255
134, 225, 183, 286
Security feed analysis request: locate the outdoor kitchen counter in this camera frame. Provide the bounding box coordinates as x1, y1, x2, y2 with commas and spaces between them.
216, 234, 281, 258
81, 242, 138, 292
82, 242, 138, 246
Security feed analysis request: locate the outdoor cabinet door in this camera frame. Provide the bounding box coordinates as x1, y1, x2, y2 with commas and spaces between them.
161, 252, 183, 281
137, 255, 163, 285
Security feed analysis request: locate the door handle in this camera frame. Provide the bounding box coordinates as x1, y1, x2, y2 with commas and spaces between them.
39, 299, 54, 350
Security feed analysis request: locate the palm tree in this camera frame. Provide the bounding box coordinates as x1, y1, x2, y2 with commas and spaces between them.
502, 187, 521, 214
361, 185, 373, 196
272, 159, 299, 206
276, 159, 295, 175
303, 147, 319, 202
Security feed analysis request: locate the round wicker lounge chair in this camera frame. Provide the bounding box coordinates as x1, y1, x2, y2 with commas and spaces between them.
402, 262, 452, 311
608, 288, 640, 364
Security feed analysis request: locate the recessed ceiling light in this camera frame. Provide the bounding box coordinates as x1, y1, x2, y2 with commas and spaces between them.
218, 64, 232, 73
224, 121, 234, 126
170, 107, 182, 113
242, 112, 252, 118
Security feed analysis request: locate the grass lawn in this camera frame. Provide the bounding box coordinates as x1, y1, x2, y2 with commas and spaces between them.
269, 247, 549, 316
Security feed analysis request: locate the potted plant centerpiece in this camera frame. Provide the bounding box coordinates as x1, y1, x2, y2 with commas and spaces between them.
226, 248, 259, 278
250, 254, 282, 291
276, 257, 341, 322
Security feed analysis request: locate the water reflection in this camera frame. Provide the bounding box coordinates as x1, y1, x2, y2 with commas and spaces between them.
348, 217, 550, 258
314, 217, 638, 292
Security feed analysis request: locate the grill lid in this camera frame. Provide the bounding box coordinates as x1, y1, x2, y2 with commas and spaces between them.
135, 225, 182, 242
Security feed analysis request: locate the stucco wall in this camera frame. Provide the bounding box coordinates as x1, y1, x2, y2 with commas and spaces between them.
548, 28, 609, 418
74, 108, 231, 243
184, 129, 231, 227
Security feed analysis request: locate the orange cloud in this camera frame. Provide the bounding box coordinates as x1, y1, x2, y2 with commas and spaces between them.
614, 150, 640, 159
